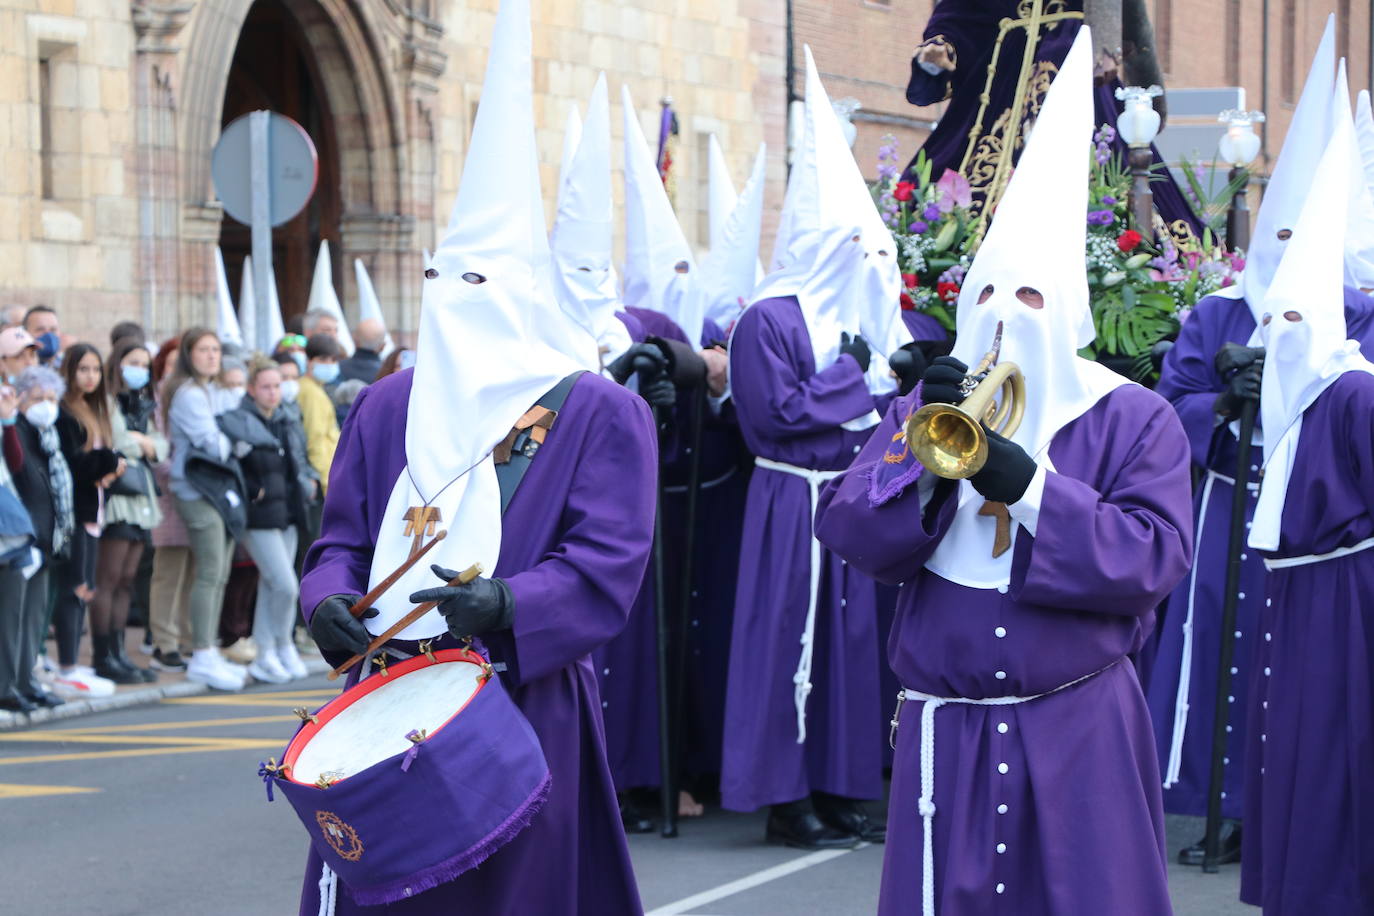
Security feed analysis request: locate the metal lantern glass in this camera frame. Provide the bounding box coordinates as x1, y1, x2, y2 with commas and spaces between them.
1114, 85, 1164, 148
1217, 110, 1266, 167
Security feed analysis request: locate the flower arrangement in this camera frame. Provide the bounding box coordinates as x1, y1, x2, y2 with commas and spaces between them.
872, 129, 1245, 381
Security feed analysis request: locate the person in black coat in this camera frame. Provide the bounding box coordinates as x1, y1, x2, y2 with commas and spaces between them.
218, 356, 314, 684
336, 318, 386, 385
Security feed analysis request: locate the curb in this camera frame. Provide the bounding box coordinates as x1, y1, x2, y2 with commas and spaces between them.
0, 657, 332, 731
0, 680, 210, 731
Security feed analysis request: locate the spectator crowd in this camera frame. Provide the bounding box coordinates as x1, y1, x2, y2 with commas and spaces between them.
0, 304, 412, 710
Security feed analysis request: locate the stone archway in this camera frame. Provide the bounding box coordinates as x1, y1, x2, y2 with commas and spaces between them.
167, 0, 437, 341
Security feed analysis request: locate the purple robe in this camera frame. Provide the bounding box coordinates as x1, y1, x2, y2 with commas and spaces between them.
902, 308, 950, 345
719, 295, 889, 811
594, 309, 748, 788
296, 369, 657, 915
1241, 371, 1374, 914
815, 383, 1193, 915
1146, 288, 1374, 819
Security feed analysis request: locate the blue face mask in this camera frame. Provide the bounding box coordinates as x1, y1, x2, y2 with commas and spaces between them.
291, 352, 307, 375
311, 362, 340, 385
36, 332, 60, 362
121, 366, 150, 391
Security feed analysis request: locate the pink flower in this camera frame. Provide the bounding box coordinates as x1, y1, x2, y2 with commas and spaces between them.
935, 169, 973, 213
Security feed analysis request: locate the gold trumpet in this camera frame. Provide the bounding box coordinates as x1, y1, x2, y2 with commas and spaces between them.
905, 323, 1025, 479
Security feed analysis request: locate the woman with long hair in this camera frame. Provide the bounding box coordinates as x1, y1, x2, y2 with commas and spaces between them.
93, 338, 167, 683
51, 343, 125, 693
164, 329, 244, 691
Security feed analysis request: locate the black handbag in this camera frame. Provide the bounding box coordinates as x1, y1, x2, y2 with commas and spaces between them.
107, 459, 153, 498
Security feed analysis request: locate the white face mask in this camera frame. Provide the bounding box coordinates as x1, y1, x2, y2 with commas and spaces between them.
228, 385, 247, 404
279, 379, 300, 403
24, 400, 57, 429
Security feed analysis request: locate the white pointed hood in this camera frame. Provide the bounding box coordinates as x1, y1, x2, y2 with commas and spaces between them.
749, 46, 885, 400
924, 27, 1131, 590
1336, 62, 1374, 291
367, 0, 586, 640
622, 86, 703, 345
214, 249, 243, 348
307, 241, 355, 354
353, 257, 395, 358
551, 74, 631, 369
699, 142, 766, 336
238, 255, 287, 353
707, 135, 737, 253
1241, 15, 1336, 323
845, 131, 910, 396
1251, 82, 1374, 552
1357, 90, 1374, 192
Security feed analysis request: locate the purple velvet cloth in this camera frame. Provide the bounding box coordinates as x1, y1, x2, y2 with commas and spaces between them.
1241, 371, 1374, 914
718, 296, 888, 811
296, 369, 656, 915
1145, 289, 1374, 819
902, 308, 950, 344
814, 383, 1193, 915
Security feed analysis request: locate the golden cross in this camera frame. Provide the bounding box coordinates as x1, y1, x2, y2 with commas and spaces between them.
978, 501, 1013, 558
402, 507, 442, 559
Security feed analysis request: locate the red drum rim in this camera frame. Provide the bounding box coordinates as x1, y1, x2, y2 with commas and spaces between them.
281, 646, 490, 786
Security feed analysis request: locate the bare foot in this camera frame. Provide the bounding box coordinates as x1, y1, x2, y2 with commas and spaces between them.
678, 790, 705, 818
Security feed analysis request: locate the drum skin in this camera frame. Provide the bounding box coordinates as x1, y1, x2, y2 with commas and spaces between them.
269, 650, 551, 906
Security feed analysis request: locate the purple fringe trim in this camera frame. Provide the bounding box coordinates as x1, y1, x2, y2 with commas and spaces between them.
345, 770, 554, 907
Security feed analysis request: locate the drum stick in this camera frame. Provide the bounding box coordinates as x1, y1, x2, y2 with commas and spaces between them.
348, 530, 448, 619
329, 562, 484, 681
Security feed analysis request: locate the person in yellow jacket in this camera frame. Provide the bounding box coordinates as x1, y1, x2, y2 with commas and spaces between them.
297, 334, 340, 493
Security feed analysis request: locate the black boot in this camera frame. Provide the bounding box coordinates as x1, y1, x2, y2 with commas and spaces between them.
766, 799, 860, 850
112, 628, 156, 683
92, 633, 144, 686
813, 792, 887, 843
1178, 822, 1242, 866
618, 794, 654, 834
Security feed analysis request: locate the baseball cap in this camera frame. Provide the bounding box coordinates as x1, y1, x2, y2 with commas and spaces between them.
0, 327, 37, 358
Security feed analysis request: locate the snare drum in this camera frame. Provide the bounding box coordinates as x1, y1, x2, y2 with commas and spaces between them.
263, 646, 550, 906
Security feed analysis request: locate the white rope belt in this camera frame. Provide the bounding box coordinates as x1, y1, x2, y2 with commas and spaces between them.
1263, 534, 1374, 570
893, 663, 1115, 916
755, 456, 841, 744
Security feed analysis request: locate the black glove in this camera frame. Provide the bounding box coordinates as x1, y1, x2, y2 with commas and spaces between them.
308, 594, 375, 656
839, 332, 871, 373
889, 344, 929, 397
1214, 343, 1265, 376
408, 564, 515, 640
1214, 362, 1263, 419
970, 427, 1038, 505
639, 376, 677, 409
920, 356, 969, 406
607, 342, 667, 386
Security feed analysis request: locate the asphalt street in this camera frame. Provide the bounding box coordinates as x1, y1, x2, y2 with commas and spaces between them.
1, 675, 1248, 915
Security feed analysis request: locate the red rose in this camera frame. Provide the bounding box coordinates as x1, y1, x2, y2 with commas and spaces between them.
937, 281, 960, 303
900, 292, 917, 311
1117, 229, 1143, 253
901, 273, 919, 289
893, 181, 916, 202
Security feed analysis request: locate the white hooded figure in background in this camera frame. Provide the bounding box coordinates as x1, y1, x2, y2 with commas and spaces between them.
622, 85, 704, 347
550, 75, 634, 371
1333, 59, 1374, 293
214, 248, 243, 349
352, 257, 395, 359
238, 254, 287, 354
699, 137, 767, 336
307, 240, 356, 355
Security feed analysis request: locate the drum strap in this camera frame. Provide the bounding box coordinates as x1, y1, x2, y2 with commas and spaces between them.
494, 371, 586, 515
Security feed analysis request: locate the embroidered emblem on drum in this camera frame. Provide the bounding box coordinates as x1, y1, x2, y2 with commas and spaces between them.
316, 811, 364, 862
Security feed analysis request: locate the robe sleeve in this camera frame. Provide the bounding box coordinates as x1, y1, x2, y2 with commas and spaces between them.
497, 392, 658, 686
1009, 395, 1194, 617
300, 385, 378, 620
1155, 306, 1227, 468
730, 304, 878, 441
905, 1, 1001, 105
815, 391, 958, 586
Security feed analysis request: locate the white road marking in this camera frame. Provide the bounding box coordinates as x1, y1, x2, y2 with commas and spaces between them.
645, 846, 862, 916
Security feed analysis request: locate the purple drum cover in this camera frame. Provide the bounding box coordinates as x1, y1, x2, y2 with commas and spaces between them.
266, 653, 551, 906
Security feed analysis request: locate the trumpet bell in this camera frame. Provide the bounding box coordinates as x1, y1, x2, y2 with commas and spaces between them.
906, 404, 988, 480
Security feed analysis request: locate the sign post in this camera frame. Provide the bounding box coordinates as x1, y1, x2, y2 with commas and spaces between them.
212, 111, 318, 353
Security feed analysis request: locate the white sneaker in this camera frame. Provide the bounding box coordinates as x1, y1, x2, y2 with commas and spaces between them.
248, 651, 292, 685
53, 668, 116, 698
222, 637, 258, 665
277, 643, 309, 680
186, 650, 245, 692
